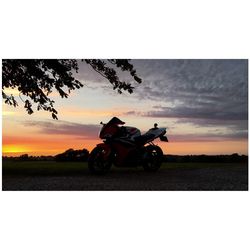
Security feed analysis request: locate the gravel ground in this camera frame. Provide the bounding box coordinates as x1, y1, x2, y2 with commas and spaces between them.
2, 162, 248, 191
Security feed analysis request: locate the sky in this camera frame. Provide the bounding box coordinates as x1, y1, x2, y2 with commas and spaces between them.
2, 59, 248, 156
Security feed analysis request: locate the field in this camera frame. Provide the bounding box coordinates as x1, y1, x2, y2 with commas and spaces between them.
2, 160, 248, 191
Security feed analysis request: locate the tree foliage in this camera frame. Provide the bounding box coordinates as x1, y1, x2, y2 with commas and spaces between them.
55, 148, 90, 162
2, 59, 142, 119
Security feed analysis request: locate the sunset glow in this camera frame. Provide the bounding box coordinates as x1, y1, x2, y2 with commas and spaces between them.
2, 145, 28, 153
2, 59, 248, 156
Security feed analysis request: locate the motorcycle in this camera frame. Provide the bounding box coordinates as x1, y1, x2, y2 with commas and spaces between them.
88, 117, 168, 174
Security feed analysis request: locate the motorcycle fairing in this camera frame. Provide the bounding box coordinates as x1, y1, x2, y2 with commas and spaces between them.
107, 117, 125, 126
99, 117, 125, 139
89, 117, 168, 172
96, 143, 112, 160
135, 127, 168, 144
134, 133, 155, 145
112, 142, 138, 167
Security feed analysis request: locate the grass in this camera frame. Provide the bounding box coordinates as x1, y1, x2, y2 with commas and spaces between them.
2, 159, 247, 176
2, 160, 87, 175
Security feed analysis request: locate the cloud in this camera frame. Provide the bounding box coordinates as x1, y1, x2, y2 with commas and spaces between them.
70, 60, 248, 126
129, 59, 248, 135
145, 106, 248, 120
70, 60, 248, 120
100, 59, 248, 121
132, 59, 247, 114
169, 131, 248, 142
50, 59, 248, 141
121, 110, 143, 116
23, 120, 100, 139
74, 60, 140, 92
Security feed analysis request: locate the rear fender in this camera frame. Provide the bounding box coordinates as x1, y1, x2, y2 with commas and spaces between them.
160, 135, 168, 142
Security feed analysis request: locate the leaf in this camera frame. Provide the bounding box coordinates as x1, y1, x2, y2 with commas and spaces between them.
134, 75, 142, 83
2, 59, 142, 120
52, 113, 58, 120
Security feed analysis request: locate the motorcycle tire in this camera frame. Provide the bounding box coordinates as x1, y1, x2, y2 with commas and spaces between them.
88, 146, 112, 174
143, 145, 163, 172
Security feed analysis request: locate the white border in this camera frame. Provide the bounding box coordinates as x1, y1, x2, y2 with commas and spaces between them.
0, 1, 249, 250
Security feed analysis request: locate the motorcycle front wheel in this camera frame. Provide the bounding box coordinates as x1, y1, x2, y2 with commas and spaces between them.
143, 145, 163, 172
88, 146, 112, 174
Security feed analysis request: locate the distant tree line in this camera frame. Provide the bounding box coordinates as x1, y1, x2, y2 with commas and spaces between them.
2, 148, 90, 162
2, 154, 55, 161
55, 148, 89, 162
162, 153, 248, 163
2, 152, 247, 163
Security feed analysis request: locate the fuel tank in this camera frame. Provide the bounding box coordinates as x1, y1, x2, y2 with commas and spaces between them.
122, 126, 141, 140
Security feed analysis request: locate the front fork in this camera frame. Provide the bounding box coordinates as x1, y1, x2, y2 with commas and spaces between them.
96, 143, 113, 161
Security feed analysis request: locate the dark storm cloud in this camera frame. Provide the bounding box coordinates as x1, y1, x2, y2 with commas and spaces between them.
145, 105, 248, 120
24, 120, 100, 139
169, 130, 248, 142
73, 60, 248, 117
131, 59, 248, 131
131, 60, 248, 137
174, 118, 248, 131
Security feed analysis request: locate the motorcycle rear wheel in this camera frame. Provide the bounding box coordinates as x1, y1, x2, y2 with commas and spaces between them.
88, 147, 112, 174
143, 145, 163, 172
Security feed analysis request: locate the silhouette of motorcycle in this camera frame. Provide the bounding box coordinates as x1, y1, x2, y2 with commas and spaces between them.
88, 117, 168, 174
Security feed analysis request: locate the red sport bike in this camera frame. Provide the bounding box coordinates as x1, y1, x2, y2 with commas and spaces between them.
88, 117, 168, 174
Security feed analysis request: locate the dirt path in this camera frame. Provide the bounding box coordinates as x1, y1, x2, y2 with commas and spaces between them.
2, 163, 248, 191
